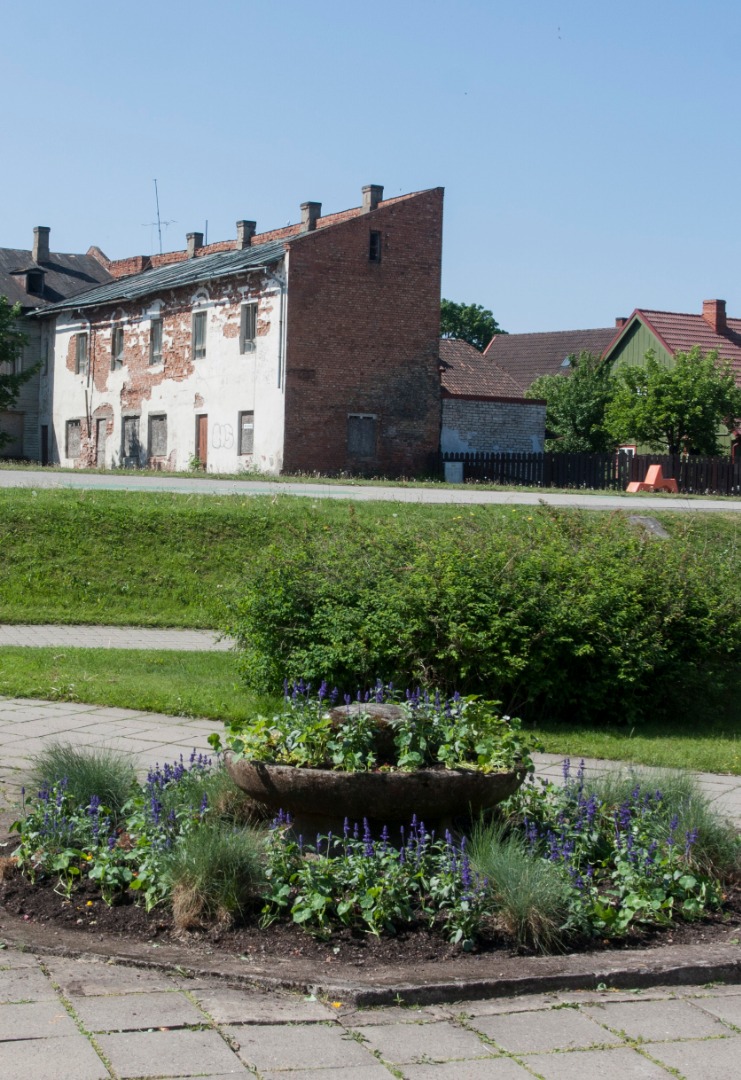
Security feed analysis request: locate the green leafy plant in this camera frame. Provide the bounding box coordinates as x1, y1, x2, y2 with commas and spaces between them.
214, 684, 533, 774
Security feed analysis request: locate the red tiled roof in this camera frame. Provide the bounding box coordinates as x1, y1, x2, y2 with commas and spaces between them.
606, 309, 741, 377
483, 328, 616, 391
439, 337, 527, 399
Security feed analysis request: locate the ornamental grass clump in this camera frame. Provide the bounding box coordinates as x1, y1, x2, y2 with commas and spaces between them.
29, 743, 136, 819
169, 822, 265, 929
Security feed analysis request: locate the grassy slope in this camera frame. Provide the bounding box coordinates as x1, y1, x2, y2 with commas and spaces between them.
2, 489, 741, 772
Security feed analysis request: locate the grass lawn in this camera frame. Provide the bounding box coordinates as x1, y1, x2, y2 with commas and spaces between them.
2, 487, 741, 628
1, 647, 739, 775
0, 647, 277, 722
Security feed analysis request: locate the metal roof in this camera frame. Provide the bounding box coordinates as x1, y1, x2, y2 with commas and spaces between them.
33, 238, 287, 316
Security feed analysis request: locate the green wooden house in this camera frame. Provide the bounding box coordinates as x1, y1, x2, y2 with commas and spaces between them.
602, 299, 741, 453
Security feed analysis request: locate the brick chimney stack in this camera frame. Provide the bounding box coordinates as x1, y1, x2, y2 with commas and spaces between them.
187, 232, 204, 258
362, 185, 384, 213
33, 226, 50, 264
702, 299, 727, 334
300, 202, 321, 232
236, 220, 256, 249
615, 317, 628, 328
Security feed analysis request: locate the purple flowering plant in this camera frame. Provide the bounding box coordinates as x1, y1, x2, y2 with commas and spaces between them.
212, 681, 533, 774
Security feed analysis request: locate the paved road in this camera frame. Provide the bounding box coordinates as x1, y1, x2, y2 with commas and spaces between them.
2, 467, 740, 511
2, 951, 740, 1080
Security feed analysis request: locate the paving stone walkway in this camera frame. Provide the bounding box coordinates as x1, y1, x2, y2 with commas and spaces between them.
1, 950, 740, 1079
0, 625, 232, 651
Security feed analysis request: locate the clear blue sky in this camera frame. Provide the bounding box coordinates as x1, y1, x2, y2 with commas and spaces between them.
3, 1, 740, 333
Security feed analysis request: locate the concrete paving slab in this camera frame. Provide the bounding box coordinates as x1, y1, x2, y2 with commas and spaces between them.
0, 625, 232, 652
466, 1008, 622, 1053
688, 993, 741, 1030
339, 1004, 448, 1027
260, 1067, 392, 1080
583, 997, 730, 1041
45, 956, 178, 997
0, 999, 80, 1041
354, 1019, 495, 1064
72, 990, 206, 1032
401, 1059, 534, 1079
0, 1032, 110, 1080
190, 986, 334, 1024
644, 1034, 741, 1079
97, 1027, 244, 1077
0, 965, 58, 1002
226, 1021, 380, 1072
519, 1046, 672, 1079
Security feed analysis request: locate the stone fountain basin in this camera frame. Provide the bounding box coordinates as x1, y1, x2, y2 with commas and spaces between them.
225, 755, 527, 826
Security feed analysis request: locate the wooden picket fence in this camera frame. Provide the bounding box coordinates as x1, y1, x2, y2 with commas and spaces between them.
440, 451, 741, 495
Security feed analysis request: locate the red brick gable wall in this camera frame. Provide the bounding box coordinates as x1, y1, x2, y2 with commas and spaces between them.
282, 187, 443, 476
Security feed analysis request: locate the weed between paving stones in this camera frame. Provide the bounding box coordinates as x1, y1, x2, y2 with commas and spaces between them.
2, 691, 740, 962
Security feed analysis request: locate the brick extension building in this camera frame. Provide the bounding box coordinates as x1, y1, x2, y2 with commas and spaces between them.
33, 185, 444, 476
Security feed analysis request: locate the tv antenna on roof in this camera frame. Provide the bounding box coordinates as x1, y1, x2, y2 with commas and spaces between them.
141, 179, 176, 255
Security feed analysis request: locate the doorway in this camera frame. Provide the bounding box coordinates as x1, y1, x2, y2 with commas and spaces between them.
96, 418, 107, 468
195, 414, 208, 469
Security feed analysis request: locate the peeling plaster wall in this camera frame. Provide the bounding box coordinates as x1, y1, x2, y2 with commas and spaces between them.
441, 398, 546, 454
48, 265, 286, 473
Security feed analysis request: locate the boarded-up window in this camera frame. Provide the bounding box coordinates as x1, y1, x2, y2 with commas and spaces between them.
369, 231, 382, 263
239, 411, 254, 454
192, 310, 207, 359
1, 411, 24, 458
149, 414, 167, 458
122, 416, 140, 465
111, 327, 124, 370
66, 419, 81, 458
75, 333, 88, 375
149, 318, 163, 365
240, 304, 257, 353
347, 414, 377, 456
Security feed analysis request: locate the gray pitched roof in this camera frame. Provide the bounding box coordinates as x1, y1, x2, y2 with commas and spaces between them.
0, 248, 112, 309
33, 239, 287, 317
483, 327, 617, 391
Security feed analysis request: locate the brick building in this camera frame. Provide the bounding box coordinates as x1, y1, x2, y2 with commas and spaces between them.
35, 185, 444, 476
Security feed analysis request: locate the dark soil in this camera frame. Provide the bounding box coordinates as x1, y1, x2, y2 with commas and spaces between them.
2, 867, 740, 969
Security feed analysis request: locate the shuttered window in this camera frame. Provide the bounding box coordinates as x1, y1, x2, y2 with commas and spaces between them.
239, 411, 254, 454
347, 414, 377, 456
149, 415, 167, 458
192, 310, 207, 359
66, 419, 81, 458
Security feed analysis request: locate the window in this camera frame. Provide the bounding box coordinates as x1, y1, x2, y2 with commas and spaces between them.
148, 414, 167, 458
347, 413, 377, 456
111, 326, 124, 370
240, 303, 257, 353
369, 230, 382, 263
192, 310, 207, 359
239, 411, 254, 455
122, 416, 141, 466
149, 317, 163, 365
65, 419, 81, 458
75, 333, 88, 376
26, 269, 44, 296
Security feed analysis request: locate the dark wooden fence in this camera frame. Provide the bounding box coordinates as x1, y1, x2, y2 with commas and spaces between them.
441, 451, 741, 495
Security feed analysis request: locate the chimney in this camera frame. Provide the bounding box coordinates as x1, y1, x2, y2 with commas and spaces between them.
615, 317, 628, 328
33, 226, 50, 264
362, 184, 384, 213
702, 299, 727, 334
300, 202, 321, 232
236, 220, 256, 249
186, 231, 204, 258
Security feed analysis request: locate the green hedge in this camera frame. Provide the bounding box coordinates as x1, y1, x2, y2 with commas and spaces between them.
224, 508, 741, 724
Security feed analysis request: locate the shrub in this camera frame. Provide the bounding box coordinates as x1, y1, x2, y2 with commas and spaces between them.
224, 508, 741, 725
29, 742, 136, 818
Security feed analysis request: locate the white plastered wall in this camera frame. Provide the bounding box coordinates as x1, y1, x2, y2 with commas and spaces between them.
48, 260, 288, 474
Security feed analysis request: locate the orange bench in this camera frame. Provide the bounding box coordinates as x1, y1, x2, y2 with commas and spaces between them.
626, 464, 679, 493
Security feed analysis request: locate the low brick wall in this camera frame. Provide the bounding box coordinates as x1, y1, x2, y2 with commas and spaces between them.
441, 398, 546, 454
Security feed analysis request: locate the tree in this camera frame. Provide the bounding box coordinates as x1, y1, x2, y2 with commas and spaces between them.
0, 297, 33, 450
605, 347, 741, 455
526, 351, 615, 452
440, 299, 506, 351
